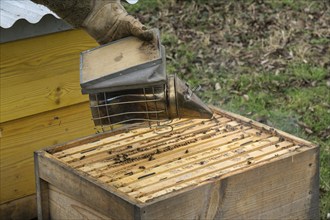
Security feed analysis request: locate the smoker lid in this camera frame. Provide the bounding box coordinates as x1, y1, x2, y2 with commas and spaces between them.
80, 29, 164, 92
81, 45, 166, 94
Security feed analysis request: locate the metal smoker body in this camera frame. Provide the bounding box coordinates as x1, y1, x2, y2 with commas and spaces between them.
80, 30, 213, 132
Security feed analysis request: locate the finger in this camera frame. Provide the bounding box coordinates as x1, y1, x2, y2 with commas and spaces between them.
124, 15, 154, 41
131, 25, 154, 41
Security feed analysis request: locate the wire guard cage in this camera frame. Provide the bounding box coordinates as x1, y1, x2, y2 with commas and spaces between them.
89, 84, 171, 132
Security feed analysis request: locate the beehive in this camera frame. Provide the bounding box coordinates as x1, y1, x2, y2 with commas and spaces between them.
35, 107, 319, 219
0, 29, 98, 219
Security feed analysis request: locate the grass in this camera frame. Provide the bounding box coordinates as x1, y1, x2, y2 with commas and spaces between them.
127, 0, 330, 218
124, 0, 161, 12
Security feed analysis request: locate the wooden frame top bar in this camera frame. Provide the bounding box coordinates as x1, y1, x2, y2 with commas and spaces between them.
39, 107, 317, 205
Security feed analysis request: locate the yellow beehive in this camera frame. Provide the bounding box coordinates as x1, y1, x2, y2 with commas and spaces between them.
0, 26, 98, 218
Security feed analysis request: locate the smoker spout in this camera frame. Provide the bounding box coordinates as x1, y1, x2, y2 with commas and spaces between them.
168, 75, 213, 119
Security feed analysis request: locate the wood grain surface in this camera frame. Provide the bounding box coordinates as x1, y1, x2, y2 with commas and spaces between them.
0, 102, 95, 204
0, 29, 98, 123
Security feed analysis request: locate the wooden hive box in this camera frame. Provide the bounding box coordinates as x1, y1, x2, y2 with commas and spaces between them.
0, 28, 98, 219
35, 107, 319, 220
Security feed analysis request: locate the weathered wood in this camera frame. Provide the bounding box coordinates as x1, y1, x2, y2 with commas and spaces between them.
141, 148, 319, 219
35, 152, 50, 220
68, 116, 227, 168
120, 133, 275, 195
0, 29, 98, 123
57, 117, 206, 158
48, 185, 111, 220
0, 194, 37, 220
82, 118, 234, 175
59, 117, 201, 163
36, 151, 137, 220
35, 107, 319, 219
136, 143, 302, 203
211, 106, 314, 146
0, 102, 94, 204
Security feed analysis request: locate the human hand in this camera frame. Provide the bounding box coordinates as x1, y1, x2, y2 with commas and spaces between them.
83, 0, 154, 44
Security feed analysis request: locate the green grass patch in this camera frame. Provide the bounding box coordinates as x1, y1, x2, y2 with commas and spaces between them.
288, 64, 329, 81
285, 86, 330, 133
265, 0, 319, 11
311, 37, 330, 45
125, 0, 161, 13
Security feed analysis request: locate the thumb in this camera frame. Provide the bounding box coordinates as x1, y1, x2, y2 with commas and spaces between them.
123, 15, 154, 41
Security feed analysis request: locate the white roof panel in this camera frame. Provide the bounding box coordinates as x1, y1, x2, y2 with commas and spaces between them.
0, 0, 59, 29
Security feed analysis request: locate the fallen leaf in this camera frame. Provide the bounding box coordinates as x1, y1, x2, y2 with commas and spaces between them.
215, 82, 221, 91
243, 94, 249, 101
305, 128, 313, 134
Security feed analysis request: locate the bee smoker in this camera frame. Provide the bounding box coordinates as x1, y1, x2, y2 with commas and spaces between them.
80, 29, 213, 132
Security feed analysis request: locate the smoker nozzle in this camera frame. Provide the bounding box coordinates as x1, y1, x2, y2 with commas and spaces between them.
168, 75, 213, 119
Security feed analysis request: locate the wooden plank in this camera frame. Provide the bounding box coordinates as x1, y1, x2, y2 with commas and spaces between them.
48, 185, 111, 220
218, 147, 319, 219
99, 126, 256, 185
61, 117, 214, 163
54, 117, 197, 159
0, 102, 95, 204
0, 29, 98, 123
141, 183, 217, 220
117, 134, 275, 193
211, 106, 315, 146
67, 116, 229, 168
126, 135, 279, 198
141, 147, 319, 219
92, 126, 247, 184
36, 179, 49, 220
36, 151, 137, 220
136, 142, 298, 202
79, 118, 235, 175
35, 152, 50, 220
0, 194, 37, 220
